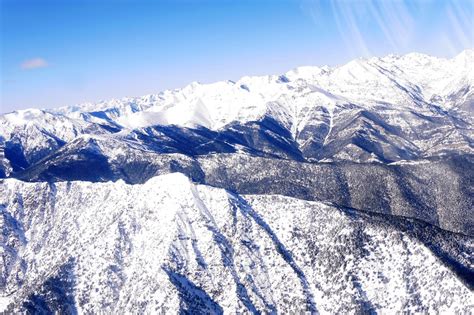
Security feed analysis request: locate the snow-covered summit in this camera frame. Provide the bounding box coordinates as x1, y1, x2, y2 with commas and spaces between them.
16, 49, 462, 131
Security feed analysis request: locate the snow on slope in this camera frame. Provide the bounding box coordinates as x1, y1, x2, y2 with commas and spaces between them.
0, 173, 472, 313
0, 109, 84, 141
0, 109, 116, 177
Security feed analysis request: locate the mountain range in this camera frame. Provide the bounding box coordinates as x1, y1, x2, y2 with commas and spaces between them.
0, 50, 473, 313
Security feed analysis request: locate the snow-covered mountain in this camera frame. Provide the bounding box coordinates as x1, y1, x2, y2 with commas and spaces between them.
53, 49, 474, 131
0, 51, 473, 312
1, 173, 472, 313
2, 50, 472, 169
1, 50, 472, 234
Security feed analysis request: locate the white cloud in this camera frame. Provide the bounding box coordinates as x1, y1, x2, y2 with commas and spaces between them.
21, 58, 49, 70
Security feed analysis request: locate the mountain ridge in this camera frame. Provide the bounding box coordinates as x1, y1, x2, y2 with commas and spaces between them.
1, 50, 473, 236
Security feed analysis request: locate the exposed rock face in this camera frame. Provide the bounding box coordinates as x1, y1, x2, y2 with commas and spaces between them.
0, 174, 472, 313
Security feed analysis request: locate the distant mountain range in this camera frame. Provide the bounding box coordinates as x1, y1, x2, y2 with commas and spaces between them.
1, 50, 473, 313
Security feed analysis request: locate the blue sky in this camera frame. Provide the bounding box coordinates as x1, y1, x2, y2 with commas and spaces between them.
1, 0, 473, 113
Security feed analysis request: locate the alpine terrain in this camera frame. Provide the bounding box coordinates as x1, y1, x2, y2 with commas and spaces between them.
0, 50, 473, 313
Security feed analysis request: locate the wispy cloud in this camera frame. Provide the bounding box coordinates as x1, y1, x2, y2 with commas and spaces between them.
20, 58, 49, 70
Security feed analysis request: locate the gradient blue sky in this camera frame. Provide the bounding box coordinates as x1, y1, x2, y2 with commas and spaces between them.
1, 0, 473, 113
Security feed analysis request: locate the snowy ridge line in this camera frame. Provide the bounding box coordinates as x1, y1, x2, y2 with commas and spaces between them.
2, 49, 472, 131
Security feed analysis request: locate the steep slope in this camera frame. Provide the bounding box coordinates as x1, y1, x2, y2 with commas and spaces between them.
198, 153, 474, 236
12, 134, 205, 183
0, 109, 118, 175
0, 173, 472, 313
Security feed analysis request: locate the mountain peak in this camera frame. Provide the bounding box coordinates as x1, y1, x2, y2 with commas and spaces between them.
454, 48, 474, 61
